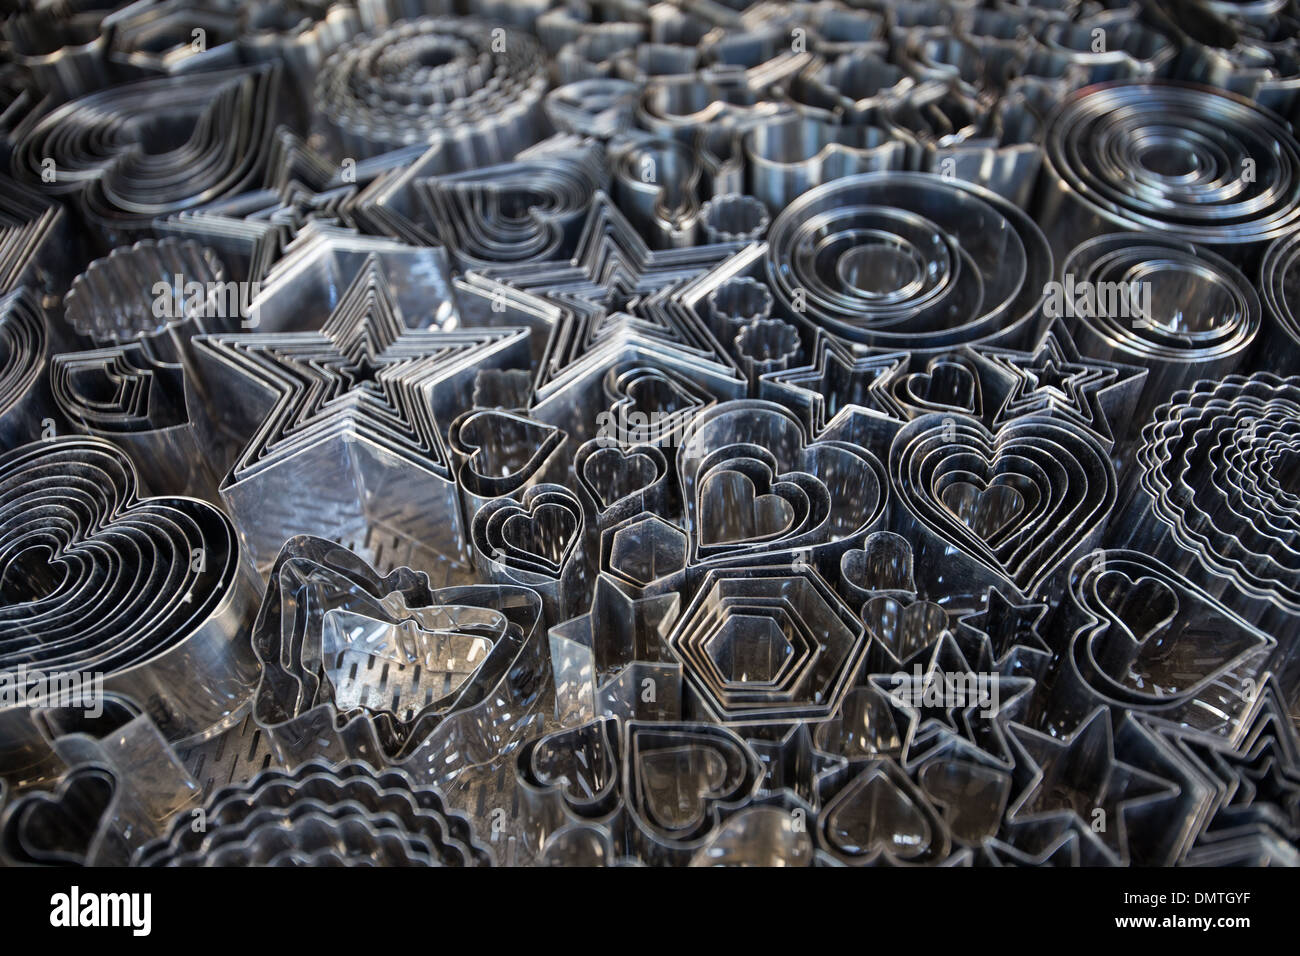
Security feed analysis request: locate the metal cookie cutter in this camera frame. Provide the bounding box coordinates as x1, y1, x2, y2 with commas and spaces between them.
815, 757, 960, 866
535, 0, 654, 53
838, 530, 920, 605
686, 790, 818, 866
608, 134, 716, 248
594, 361, 731, 449
0, 435, 259, 746
471, 483, 593, 626
896, 25, 1018, 97
511, 717, 624, 865
954, 586, 1053, 686
916, 755, 1015, 852
544, 78, 642, 137
573, 436, 673, 534
842, 532, 949, 651
665, 563, 871, 726
151, 212, 282, 317
413, 137, 609, 269
448, 406, 570, 522
286, 138, 443, 249
12, 63, 288, 247
61, 239, 240, 363
0, 694, 200, 866
760, 332, 910, 442
676, 399, 891, 571
49, 342, 220, 500
733, 318, 803, 395
102, 0, 243, 79
2, 767, 122, 866
0, 288, 57, 448
549, 572, 682, 726
188, 125, 366, 237
811, 677, 904, 770
465, 191, 748, 437
1039, 15, 1177, 83
620, 719, 764, 866
695, 18, 817, 87
740, 0, 888, 60
744, 113, 907, 212
765, 172, 1052, 353
882, 79, 1044, 208
1257, 228, 1300, 371
786, 48, 913, 124
1122, 374, 1300, 703
867, 632, 1035, 771
134, 760, 491, 866
250, 535, 549, 790
860, 591, 957, 671
1035, 80, 1300, 266
889, 412, 1117, 605
636, 74, 794, 144
189, 257, 529, 578
310, 17, 549, 162
698, 193, 769, 244
234, 222, 460, 334
0, 173, 69, 299
1059, 232, 1261, 423
1151, 0, 1300, 119
1005, 707, 1181, 866
821, 342, 974, 429
1049, 549, 1275, 742
514, 719, 787, 867
553, 30, 643, 84
707, 273, 775, 336
969, 321, 1149, 451
597, 511, 691, 596
1154, 677, 1300, 864
234, 3, 360, 113
2, 6, 113, 102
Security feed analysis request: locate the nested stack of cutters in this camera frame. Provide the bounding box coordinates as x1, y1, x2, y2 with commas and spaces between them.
1, 0, 1299, 867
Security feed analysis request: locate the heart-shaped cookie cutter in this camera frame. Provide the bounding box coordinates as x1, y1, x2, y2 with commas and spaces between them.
890, 411, 1116, 604
0, 435, 259, 746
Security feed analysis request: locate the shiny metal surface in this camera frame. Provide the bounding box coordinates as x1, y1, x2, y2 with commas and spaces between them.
0, 0, 1297, 870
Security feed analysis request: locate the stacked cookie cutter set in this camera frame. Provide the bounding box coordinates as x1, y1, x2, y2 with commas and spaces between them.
0, 0, 1298, 868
